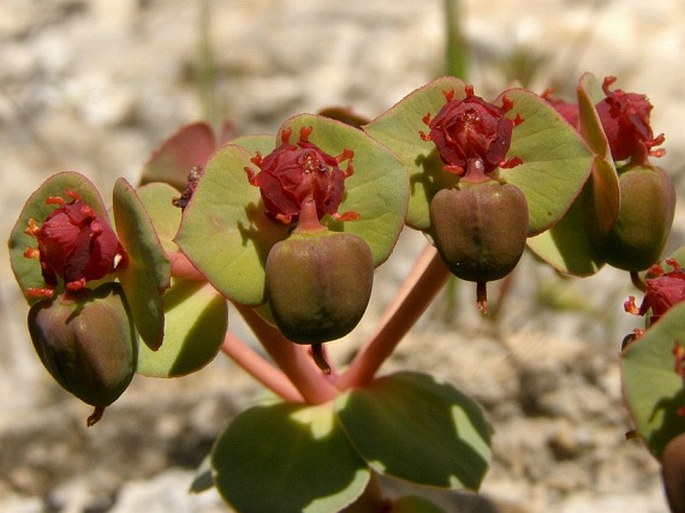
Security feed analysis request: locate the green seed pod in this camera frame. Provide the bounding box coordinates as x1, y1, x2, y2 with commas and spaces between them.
661, 432, 685, 513
265, 230, 374, 345
28, 283, 137, 418
592, 166, 675, 271
429, 182, 529, 283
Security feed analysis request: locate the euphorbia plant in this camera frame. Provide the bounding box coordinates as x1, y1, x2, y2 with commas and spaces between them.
7, 73, 683, 512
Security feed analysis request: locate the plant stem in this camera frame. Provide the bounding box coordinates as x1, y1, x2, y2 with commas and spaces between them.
337, 244, 450, 390
169, 251, 206, 281
444, 0, 468, 79
221, 332, 304, 402
234, 303, 339, 404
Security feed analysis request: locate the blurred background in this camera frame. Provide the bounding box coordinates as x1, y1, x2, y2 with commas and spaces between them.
1, 0, 684, 512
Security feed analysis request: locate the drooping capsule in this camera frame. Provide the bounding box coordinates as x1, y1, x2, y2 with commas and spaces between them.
591, 166, 675, 271
28, 283, 137, 425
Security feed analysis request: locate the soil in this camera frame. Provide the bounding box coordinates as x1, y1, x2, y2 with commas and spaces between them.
1, 1, 684, 512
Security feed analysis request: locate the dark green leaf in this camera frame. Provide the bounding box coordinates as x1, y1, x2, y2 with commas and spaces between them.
190, 455, 215, 494
336, 372, 491, 490
212, 401, 370, 513
391, 496, 447, 513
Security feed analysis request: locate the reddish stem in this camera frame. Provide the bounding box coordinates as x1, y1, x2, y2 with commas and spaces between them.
294, 197, 326, 234
234, 303, 338, 404
169, 251, 206, 281
221, 332, 304, 402
337, 244, 450, 390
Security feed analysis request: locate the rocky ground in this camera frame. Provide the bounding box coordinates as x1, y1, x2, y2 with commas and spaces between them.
1, 0, 684, 512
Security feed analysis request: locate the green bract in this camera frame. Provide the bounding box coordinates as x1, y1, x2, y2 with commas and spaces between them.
497, 88, 592, 235
113, 178, 171, 350
527, 77, 617, 276
137, 279, 227, 377
176, 113, 409, 306
8, 172, 111, 304
136, 182, 183, 254
364, 76, 466, 231
622, 302, 685, 459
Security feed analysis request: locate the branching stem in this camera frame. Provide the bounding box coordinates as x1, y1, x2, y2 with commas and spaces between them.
234, 303, 338, 404
337, 244, 450, 389
221, 332, 303, 402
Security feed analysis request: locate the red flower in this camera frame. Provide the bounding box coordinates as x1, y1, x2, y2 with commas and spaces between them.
542, 89, 579, 128
595, 76, 665, 164
624, 259, 685, 324
420, 85, 523, 182
25, 191, 123, 297
246, 126, 358, 225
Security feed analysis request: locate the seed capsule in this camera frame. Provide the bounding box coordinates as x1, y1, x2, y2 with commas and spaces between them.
591, 166, 675, 271
28, 283, 137, 425
265, 230, 373, 346
430, 182, 528, 283
661, 432, 685, 513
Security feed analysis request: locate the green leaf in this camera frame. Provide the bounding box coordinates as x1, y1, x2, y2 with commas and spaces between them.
622, 302, 685, 459
279, 114, 409, 266
113, 178, 171, 350
526, 194, 604, 276
212, 401, 370, 513
175, 144, 290, 306
137, 279, 227, 377
497, 88, 593, 235
391, 496, 447, 513
190, 455, 214, 494
335, 372, 491, 490
139, 121, 216, 191
364, 76, 466, 231
8, 172, 111, 305
137, 182, 183, 254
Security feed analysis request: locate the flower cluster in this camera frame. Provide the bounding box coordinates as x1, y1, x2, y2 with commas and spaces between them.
24, 191, 123, 297
246, 126, 358, 225
624, 259, 685, 325
596, 76, 665, 163
420, 85, 523, 182
545, 76, 665, 165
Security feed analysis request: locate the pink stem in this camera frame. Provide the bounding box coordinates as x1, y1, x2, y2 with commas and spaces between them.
337, 244, 450, 390
169, 251, 206, 281
234, 303, 339, 404
221, 332, 304, 402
